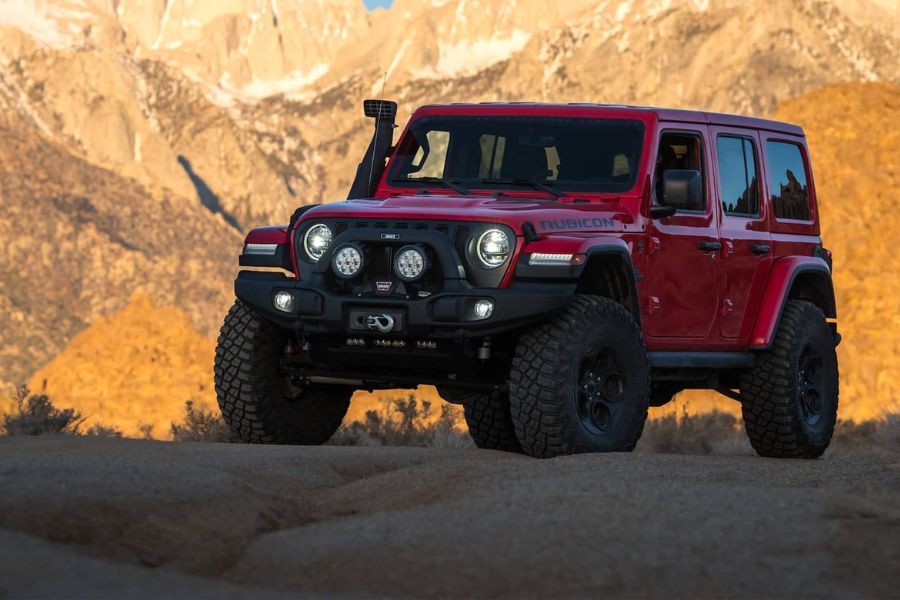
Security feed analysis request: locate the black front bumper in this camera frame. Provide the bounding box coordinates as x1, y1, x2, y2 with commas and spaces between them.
235, 271, 575, 339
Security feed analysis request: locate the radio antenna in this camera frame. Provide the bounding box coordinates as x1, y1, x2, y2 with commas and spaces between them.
367, 71, 389, 194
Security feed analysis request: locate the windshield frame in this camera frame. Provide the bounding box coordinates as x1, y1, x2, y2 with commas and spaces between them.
380, 108, 653, 197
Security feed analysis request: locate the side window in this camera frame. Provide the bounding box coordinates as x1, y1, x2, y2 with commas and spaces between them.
766, 141, 811, 221
716, 136, 760, 216
655, 132, 705, 211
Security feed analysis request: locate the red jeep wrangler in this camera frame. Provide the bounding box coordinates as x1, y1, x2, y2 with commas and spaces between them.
215, 100, 839, 458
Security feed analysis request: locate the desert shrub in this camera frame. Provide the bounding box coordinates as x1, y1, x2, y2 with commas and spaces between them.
170, 400, 238, 443
640, 408, 748, 455
830, 419, 879, 452
877, 412, 900, 453
2, 386, 85, 436
84, 423, 123, 437
831, 411, 900, 455
330, 395, 471, 448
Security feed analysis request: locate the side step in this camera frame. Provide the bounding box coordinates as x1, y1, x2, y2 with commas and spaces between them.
647, 352, 755, 369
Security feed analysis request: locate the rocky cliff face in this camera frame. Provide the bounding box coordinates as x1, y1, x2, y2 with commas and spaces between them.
0, 0, 898, 413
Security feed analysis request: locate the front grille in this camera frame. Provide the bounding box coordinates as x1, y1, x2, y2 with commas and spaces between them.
294, 218, 510, 291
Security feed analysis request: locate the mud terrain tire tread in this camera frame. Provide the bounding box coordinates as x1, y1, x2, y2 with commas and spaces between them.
740, 300, 839, 458
214, 300, 351, 444
440, 389, 522, 452
509, 295, 649, 457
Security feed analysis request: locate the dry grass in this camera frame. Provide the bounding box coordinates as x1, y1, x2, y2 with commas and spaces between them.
169, 400, 238, 443
830, 412, 900, 455
330, 395, 472, 449
3, 384, 897, 457
1, 386, 121, 437
640, 408, 752, 456
1, 386, 86, 436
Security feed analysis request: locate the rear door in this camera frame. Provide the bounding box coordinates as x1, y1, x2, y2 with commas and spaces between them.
711, 127, 772, 339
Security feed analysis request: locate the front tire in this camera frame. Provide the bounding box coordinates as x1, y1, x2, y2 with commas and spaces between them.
740, 300, 839, 458
438, 388, 522, 453
214, 301, 351, 444
509, 296, 650, 457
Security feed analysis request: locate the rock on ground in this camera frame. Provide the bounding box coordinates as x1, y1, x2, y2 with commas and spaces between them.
0, 437, 898, 598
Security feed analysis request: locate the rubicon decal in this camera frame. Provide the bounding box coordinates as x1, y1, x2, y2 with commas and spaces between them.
540, 218, 616, 231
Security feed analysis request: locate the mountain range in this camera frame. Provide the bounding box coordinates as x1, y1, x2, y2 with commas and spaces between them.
1, 0, 898, 426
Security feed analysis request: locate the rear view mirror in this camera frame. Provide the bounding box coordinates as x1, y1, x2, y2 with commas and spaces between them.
662, 169, 702, 211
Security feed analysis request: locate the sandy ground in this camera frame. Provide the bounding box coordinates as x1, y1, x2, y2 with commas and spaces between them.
0, 437, 898, 598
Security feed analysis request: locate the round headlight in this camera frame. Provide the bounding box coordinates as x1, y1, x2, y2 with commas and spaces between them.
476, 229, 510, 268
332, 244, 364, 279
302, 223, 332, 261
394, 246, 428, 281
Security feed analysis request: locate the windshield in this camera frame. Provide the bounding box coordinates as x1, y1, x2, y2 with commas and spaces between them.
387, 115, 646, 194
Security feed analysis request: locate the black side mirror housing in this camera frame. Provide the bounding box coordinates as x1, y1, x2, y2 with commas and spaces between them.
661, 169, 702, 212
649, 204, 677, 218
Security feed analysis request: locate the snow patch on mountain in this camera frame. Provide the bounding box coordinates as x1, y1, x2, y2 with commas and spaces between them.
218, 65, 330, 101
0, 0, 76, 48
411, 30, 532, 79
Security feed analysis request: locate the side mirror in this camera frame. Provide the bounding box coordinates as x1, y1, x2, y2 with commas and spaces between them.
649, 204, 677, 219
661, 169, 702, 212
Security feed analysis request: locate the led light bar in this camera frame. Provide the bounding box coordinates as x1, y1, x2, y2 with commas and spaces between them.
528, 252, 575, 266
244, 243, 279, 256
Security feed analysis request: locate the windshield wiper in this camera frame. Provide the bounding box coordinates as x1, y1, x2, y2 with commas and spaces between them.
399, 176, 471, 195
479, 178, 563, 198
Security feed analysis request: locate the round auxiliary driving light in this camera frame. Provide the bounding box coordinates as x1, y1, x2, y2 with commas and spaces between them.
476, 228, 510, 268
394, 245, 429, 281
302, 223, 332, 261
332, 244, 364, 278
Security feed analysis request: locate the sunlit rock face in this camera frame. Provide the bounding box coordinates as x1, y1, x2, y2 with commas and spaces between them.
0, 0, 897, 423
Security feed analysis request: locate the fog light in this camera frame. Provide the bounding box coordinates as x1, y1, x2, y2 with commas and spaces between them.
332, 244, 364, 278
473, 299, 494, 320
394, 245, 429, 281
273, 291, 294, 313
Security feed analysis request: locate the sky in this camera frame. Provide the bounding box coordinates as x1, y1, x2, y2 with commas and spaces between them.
364, 0, 394, 9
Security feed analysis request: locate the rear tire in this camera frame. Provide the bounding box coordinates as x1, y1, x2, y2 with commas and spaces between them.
740, 300, 839, 458
214, 300, 351, 444
509, 295, 650, 457
438, 388, 522, 453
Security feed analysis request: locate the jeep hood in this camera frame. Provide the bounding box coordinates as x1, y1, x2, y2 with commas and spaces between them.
300, 194, 642, 235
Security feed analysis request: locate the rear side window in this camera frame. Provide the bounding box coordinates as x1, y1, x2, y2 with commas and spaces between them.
716, 136, 759, 216
766, 141, 811, 221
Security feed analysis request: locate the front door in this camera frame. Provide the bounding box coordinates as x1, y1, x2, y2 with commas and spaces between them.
711, 127, 772, 339
643, 126, 721, 339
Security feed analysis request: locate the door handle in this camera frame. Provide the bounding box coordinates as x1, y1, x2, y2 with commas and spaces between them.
698, 241, 722, 252
749, 243, 771, 255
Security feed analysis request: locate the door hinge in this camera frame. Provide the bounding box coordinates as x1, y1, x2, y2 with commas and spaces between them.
645, 296, 661, 315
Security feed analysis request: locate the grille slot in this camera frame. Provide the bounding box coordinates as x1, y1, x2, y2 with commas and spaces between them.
453, 226, 470, 259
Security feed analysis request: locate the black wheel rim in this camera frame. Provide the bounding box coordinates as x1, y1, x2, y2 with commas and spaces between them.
575, 346, 626, 434
798, 343, 824, 426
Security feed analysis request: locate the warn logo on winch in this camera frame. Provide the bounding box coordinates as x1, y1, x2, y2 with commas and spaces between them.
540, 218, 616, 231
375, 281, 393, 293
